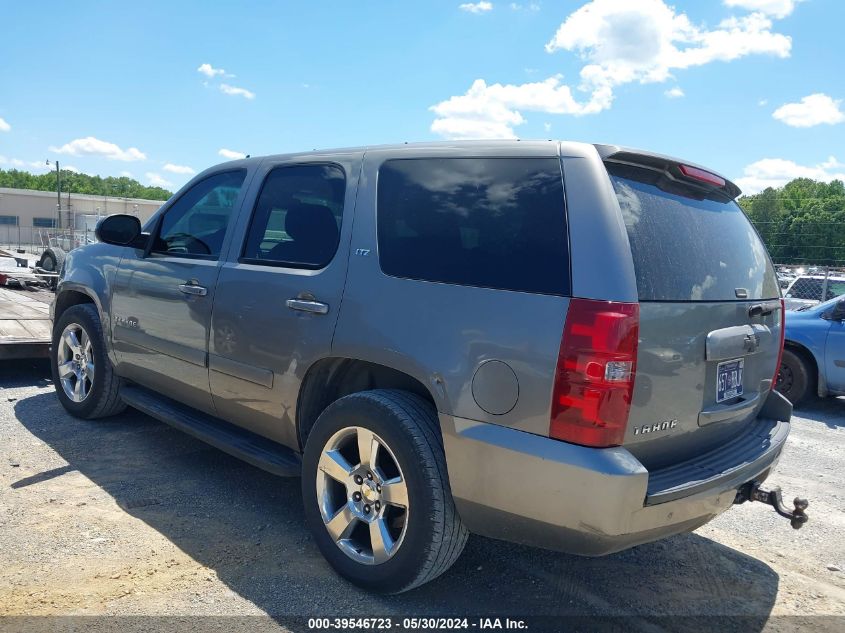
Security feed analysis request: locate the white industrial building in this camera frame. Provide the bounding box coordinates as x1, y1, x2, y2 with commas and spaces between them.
0, 187, 163, 230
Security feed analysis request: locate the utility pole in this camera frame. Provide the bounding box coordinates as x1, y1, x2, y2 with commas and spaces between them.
46, 159, 62, 229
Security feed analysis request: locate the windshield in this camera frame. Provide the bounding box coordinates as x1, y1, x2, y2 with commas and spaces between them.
802, 293, 845, 312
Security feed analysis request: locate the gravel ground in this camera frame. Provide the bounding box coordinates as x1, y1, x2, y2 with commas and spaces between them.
0, 359, 843, 631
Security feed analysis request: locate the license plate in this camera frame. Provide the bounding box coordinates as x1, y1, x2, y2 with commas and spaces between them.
716, 358, 744, 403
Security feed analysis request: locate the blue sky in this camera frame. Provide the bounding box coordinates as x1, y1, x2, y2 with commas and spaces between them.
1, 0, 843, 195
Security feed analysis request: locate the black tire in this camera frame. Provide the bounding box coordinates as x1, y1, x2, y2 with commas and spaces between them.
40, 247, 65, 290
776, 348, 815, 407
39, 247, 65, 272
301, 389, 468, 593
51, 303, 126, 419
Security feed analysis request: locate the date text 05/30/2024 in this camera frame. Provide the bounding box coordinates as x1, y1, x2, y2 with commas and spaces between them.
307, 617, 528, 630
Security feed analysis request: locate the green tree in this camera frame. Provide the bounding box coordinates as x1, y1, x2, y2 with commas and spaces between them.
0, 168, 172, 201
740, 178, 845, 265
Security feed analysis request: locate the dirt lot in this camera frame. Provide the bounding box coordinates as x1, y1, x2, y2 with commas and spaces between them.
1, 359, 843, 631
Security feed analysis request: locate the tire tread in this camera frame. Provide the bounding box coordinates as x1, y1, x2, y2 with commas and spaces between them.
361, 389, 469, 591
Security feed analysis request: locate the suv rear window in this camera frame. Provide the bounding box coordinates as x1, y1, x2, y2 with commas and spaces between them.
607, 163, 779, 301
377, 157, 569, 295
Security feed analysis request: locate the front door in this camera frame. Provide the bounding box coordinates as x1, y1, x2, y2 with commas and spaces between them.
825, 316, 845, 393
111, 170, 249, 414
209, 156, 360, 447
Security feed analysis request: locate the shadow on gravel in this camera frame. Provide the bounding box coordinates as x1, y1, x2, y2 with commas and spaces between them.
793, 396, 845, 429
12, 389, 779, 628
0, 358, 51, 389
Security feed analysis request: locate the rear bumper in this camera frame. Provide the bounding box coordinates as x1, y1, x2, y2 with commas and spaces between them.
441, 394, 790, 556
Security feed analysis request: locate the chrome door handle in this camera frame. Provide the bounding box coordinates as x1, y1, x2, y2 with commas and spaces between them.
286, 298, 329, 315
178, 283, 208, 296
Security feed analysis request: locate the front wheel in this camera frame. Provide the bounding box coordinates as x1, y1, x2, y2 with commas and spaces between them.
51, 303, 125, 419
301, 390, 468, 593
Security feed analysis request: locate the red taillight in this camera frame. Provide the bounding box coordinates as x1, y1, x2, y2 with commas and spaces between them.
773, 298, 785, 389
550, 299, 639, 448
679, 164, 726, 188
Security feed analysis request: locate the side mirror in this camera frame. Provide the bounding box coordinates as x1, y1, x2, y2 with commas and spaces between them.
95, 214, 145, 247
831, 299, 845, 321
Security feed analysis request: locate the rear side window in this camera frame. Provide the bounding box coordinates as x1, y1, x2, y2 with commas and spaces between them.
607, 163, 779, 301
242, 164, 346, 269
377, 157, 569, 295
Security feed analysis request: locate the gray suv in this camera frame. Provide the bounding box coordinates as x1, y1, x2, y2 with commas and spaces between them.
51, 141, 795, 593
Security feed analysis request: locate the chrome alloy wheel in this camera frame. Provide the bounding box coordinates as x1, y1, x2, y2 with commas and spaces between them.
316, 426, 409, 565
57, 323, 95, 402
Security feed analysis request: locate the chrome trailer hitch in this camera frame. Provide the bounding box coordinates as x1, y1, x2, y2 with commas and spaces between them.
734, 481, 809, 529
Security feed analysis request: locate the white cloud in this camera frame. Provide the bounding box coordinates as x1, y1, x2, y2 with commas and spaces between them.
63, 165, 81, 173
460, 2, 493, 14
145, 172, 174, 188
218, 148, 246, 160
510, 2, 540, 10
735, 156, 845, 194
0, 117, 10, 132
723, 0, 803, 19
197, 63, 225, 78
758, 98, 769, 106
0, 158, 48, 171
120, 171, 133, 178
543, 121, 552, 132
219, 83, 255, 100
162, 163, 196, 175
665, 86, 685, 98
772, 93, 845, 128
545, 0, 791, 86
431, 76, 612, 139
49, 136, 146, 161
432, 0, 793, 138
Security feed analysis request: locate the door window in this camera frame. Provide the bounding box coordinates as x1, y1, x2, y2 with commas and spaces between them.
153, 170, 246, 259
242, 164, 345, 268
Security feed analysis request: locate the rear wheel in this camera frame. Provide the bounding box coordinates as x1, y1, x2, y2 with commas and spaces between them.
776, 348, 815, 407
301, 389, 467, 593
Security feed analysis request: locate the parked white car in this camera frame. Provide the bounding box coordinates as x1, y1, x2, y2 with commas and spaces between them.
783, 274, 845, 310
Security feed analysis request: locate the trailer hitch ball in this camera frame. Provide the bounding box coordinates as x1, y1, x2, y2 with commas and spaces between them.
791, 497, 809, 529
735, 482, 809, 529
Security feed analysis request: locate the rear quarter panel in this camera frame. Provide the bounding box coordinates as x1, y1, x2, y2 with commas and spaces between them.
332, 143, 571, 435
784, 309, 830, 391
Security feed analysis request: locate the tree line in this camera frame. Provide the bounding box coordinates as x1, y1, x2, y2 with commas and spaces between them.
739, 178, 845, 266
0, 168, 173, 201
2, 167, 842, 265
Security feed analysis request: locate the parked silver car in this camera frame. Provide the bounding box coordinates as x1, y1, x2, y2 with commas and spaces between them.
51, 141, 800, 593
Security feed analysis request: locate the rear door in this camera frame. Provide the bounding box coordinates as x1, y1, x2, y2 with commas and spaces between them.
605, 159, 783, 469
208, 154, 360, 448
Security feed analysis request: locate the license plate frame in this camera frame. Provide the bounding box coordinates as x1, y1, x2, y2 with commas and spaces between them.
716, 357, 744, 403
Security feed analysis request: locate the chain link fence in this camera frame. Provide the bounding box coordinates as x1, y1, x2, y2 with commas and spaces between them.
0, 225, 97, 258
